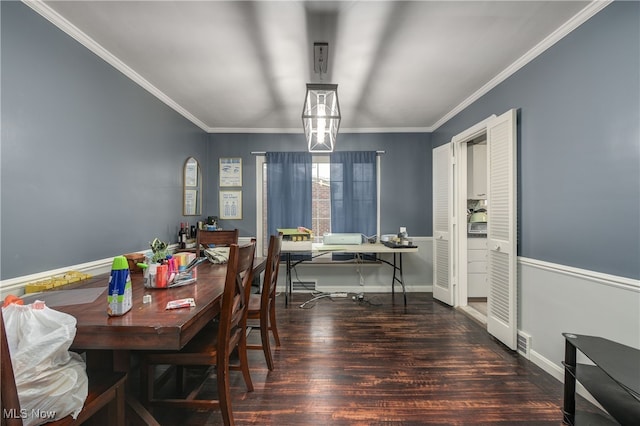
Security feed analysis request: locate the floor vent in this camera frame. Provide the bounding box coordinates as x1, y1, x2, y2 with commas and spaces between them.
292, 280, 317, 293
517, 332, 532, 359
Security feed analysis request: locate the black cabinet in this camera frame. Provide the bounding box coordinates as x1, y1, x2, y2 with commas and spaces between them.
562, 333, 640, 425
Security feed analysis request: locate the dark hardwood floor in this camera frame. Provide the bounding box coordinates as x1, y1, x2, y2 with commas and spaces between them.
138, 292, 599, 425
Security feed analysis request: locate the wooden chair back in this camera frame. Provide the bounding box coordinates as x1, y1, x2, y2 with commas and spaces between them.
1, 309, 126, 426
261, 234, 282, 318
196, 229, 239, 257
218, 241, 255, 363
247, 233, 282, 370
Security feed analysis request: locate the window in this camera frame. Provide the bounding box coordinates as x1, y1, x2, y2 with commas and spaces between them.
311, 157, 331, 239
256, 154, 380, 257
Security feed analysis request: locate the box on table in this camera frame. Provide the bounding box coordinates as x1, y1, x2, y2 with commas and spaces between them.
278, 227, 313, 242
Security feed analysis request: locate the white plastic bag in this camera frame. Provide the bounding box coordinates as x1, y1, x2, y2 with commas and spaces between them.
2, 302, 88, 426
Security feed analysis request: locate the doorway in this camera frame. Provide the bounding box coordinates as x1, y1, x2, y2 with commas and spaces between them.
432, 109, 518, 350
454, 127, 490, 325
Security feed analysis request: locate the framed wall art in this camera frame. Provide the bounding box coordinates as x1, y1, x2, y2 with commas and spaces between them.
219, 157, 242, 187
219, 190, 242, 220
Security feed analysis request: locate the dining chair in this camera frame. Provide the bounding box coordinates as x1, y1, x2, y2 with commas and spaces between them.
140, 241, 256, 426
247, 234, 282, 370
0, 310, 127, 426
195, 229, 239, 257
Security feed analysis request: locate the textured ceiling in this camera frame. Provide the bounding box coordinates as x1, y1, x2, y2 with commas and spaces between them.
35, 0, 598, 133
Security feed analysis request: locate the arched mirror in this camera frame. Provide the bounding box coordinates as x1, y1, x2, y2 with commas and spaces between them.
183, 157, 202, 216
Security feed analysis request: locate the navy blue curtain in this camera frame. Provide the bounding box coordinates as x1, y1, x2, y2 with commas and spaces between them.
266, 151, 313, 237
330, 151, 377, 260
330, 151, 377, 235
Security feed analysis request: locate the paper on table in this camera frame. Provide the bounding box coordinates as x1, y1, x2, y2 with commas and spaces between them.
165, 298, 196, 310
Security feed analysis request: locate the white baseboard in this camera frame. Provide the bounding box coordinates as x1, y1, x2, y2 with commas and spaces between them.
276, 282, 432, 294
529, 349, 605, 412
314, 284, 433, 293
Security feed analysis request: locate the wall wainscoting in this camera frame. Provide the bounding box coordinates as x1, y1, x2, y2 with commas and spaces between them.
517, 256, 639, 407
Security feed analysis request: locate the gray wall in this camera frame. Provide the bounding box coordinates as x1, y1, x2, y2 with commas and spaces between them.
432, 1, 639, 280
1, 2, 208, 279
206, 132, 432, 238
3, 0, 637, 284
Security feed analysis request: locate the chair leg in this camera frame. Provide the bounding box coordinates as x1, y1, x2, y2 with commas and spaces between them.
260, 319, 274, 371
237, 335, 254, 392
269, 301, 281, 347
217, 358, 234, 426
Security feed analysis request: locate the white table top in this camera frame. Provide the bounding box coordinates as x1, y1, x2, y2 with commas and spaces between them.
281, 241, 418, 254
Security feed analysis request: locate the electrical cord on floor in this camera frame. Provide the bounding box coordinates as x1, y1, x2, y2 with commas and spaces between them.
352, 292, 383, 306
299, 293, 334, 309
297, 291, 383, 309
299, 290, 357, 308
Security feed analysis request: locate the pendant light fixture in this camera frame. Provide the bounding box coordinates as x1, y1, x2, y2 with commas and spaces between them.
302, 43, 341, 152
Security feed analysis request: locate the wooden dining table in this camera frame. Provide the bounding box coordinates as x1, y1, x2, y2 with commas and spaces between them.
41, 257, 266, 425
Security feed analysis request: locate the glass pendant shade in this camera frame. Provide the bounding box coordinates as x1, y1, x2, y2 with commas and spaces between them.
302, 84, 340, 152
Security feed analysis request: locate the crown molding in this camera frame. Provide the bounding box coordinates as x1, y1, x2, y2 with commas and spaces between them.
339, 126, 434, 134
206, 126, 433, 134
431, 0, 613, 131
206, 127, 303, 134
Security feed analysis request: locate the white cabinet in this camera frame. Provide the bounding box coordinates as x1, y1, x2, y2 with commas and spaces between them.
467, 143, 487, 199
467, 237, 487, 297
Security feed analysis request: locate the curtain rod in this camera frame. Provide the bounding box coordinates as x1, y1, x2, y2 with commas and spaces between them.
250, 150, 385, 155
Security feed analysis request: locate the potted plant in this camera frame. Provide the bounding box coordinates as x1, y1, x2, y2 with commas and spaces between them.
149, 238, 169, 263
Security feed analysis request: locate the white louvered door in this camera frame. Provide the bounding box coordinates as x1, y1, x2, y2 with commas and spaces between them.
486, 109, 517, 350
432, 143, 454, 305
